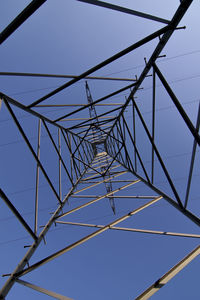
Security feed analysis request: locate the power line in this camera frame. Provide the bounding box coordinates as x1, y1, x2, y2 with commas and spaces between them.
104, 49, 200, 76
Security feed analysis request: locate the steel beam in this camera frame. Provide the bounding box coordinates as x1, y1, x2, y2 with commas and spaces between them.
153, 63, 200, 146
4, 99, 62, 205
56, 221, 200, 239
28, 25, 170, 108
16, 279, 73, 300
34, 119, 41, 234
133, 100, 183, 208
42, 120, 74, 186
0, 166, 89, 298
0, 0, 47, 45
0, 71, 136, 82
184, 102, 200, 208
72, 171, 127, 195
135, 244, 200, 299
56, 180, 141, 220
17, 197, 162, 277
106, 0, 193, 138
78, 0, 170, 24
107, 153, 200, 227
58, 128, 62, 201
71, 195, 157, 199
0, 189, 37, 241
152, 69, 156, 184
53, 83, 136, 123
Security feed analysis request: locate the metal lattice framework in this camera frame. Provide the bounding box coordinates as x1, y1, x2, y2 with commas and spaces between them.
0, 0, 199, 299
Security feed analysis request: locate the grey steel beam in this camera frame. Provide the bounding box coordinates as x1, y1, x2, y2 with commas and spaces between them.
152, 69, 156, 184
0, 71, 136, 82
17, 197, 162, 277
71, 195, 157, 199
132, 100, 137, 172
28, 25, 170, 108
60, 116, 113, 121
0, 0, 47, 45
16, 279, 73, 300
135, 244, 200, 299
78, 0, 170, 24
0, 189, 37, 241
56, 221, 200, 239
36, 103, 127, 107
34, 119, 41, 234
58, 128, 62, 201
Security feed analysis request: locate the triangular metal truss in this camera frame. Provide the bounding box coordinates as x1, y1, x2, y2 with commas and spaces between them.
0, 0, 199, 299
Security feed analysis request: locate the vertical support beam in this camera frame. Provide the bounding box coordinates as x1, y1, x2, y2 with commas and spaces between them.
152, 68, 156, 184
132, 99, 137, 172
184, 102, 200, 208
34, 118, 41, 235
58, 128, 62, 201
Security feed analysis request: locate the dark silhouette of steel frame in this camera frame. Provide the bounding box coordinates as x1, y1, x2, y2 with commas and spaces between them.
0, 0, 199, 299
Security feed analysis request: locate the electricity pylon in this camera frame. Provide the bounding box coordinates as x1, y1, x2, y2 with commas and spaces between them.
0, 0, 199, 299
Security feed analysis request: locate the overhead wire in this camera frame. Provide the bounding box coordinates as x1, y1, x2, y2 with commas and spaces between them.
104, 49, 200, 76
1, 48, 200, 102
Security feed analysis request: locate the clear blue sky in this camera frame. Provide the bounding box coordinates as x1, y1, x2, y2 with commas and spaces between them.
0, 1, 199, 299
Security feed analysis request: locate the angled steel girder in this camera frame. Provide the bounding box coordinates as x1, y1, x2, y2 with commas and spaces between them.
0, 0, 47, 45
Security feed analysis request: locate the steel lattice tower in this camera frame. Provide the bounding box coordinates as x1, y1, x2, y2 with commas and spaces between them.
0, 0, 199, 299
